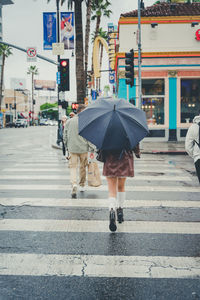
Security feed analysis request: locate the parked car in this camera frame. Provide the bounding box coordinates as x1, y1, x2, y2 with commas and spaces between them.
15, 119, 28, 128
39, 118, 48, 126
6, 122, 15, 128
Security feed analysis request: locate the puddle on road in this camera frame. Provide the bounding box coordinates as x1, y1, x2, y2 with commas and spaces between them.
138, 172, 165, 176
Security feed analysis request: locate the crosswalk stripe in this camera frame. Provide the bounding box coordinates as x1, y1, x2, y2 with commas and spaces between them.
0, 175, 191, 181
1, 168, 184, 174
0, 184, 199, 192
0, 253, 199, 278
0, 219, 200, 234
13, 162, 178, 167
0, 198, 200, 208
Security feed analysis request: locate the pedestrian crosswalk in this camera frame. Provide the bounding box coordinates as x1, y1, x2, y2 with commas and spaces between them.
0, 148, 200, 298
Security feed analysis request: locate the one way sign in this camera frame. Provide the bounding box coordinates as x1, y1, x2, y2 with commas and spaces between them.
27, 47, 37, 62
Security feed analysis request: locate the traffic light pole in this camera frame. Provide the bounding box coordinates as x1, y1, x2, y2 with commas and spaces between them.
56, 0, 61, 145
138, 0, 142, 110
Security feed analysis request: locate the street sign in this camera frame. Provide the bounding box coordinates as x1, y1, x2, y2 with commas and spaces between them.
52, 43, 64, 55
56, 72, 60, 84
27, 47, 37, 62
109, 70, 115, 84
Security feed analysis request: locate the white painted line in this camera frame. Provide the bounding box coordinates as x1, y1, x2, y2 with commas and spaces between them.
0, 198, 200, 208
0, 184, 199, 192
0, 253, 199, 278
0, 219, 200, 234
13, 163, 178, 169
1, 168, 184, 174
0, 175, 191, 181
2, 168, 184, 176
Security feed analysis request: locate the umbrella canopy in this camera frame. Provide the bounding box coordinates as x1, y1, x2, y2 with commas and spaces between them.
78, 97, 149, 150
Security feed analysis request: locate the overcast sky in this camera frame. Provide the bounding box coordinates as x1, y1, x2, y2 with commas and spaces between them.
2, 0, 155, 101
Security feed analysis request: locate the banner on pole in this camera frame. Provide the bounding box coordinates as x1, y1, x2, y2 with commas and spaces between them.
43, 12, 57, 50
60, 12, 74, 50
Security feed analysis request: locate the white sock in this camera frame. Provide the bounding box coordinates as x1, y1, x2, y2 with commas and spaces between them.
109, 197, 116, 211
117, 192, 125, 208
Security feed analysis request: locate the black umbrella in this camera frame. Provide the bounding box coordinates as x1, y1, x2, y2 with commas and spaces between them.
78, 97, 149, 150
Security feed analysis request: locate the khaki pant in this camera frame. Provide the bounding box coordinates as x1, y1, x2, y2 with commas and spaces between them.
68, 152, 88, 186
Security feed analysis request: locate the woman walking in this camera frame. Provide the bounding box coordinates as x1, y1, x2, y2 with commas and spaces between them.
102, 145, 141, 232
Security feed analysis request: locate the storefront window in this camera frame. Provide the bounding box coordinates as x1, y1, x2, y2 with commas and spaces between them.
142, 79, 165, 125
181, 79, 200, 123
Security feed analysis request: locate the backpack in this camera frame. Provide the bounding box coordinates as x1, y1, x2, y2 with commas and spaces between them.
194, 122, 200, 148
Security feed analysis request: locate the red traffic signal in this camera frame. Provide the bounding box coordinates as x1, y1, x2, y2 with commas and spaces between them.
59, 59, 70, 92
71, 103, 79, 110
61, 60, 67, 67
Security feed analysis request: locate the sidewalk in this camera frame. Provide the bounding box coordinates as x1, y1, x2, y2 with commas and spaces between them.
52, 141, 187, 155
141, 141, 186, 155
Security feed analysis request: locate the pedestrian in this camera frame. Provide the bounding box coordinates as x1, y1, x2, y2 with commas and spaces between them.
69, 112, 75, 118
63, 104, 95, 198
102, 145, 141, 232
59, 115, 68, 157
185, 110, 200, 183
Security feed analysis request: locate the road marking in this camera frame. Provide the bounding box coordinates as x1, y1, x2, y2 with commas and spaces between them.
0, 219, 200, 234
0, 184, 199, 192
0, 175, 191, 181
0, 198, 200, 208
2, 165, 184, 176
1, 168, 184, 174
0, 253, 199, 278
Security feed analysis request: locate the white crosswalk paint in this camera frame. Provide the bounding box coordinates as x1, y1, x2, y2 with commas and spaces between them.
0, 175, 192, 181
1, 198, 200, 208
1, 168, 184, 174
0, 184, 199, 192
0, 253, 199, 278
1, 219, 200, 234
0, 151, 199, 284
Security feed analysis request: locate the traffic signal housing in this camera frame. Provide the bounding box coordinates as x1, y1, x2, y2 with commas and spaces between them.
125, 49, 134, 87
71, 102, 79, 113
59, 59, 70, 92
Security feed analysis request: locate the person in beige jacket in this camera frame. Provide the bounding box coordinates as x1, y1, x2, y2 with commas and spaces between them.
185, 111, 200, 183
63, 104, 95, 198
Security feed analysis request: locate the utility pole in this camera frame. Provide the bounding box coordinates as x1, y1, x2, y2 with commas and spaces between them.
32, 72, 34, 125
138, 0, 142, 109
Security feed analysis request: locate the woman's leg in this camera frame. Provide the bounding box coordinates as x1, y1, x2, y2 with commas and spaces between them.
118, 177, 126, 192
106, 177, 118, 198
116, 177, 127, 223
106, 177, 118, 232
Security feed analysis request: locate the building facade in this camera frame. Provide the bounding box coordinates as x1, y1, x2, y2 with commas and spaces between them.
116, 1, 200, 141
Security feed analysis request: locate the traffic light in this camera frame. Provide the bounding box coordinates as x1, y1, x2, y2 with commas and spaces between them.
125, 49, 134, 87
71, 102, 79, 112
59, 59, 70, 92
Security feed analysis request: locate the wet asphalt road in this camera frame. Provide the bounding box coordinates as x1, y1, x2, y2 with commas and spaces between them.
0, 126, 200, 300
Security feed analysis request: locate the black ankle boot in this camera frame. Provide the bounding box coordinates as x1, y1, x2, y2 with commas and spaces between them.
109, 209, 117, 232
117, 207, 124, 223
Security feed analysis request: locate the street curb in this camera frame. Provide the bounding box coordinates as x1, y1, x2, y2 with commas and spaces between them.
142, 150, 187, 155
52, 144, 62, 150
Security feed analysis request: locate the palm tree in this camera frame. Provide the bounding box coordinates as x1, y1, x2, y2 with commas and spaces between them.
0, 44, 12, 111
90, 0, 112, 79
27, 65, 39, 124
84, 0, 92, 91
47, 0, 87, 103
91, 0, 112, 41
